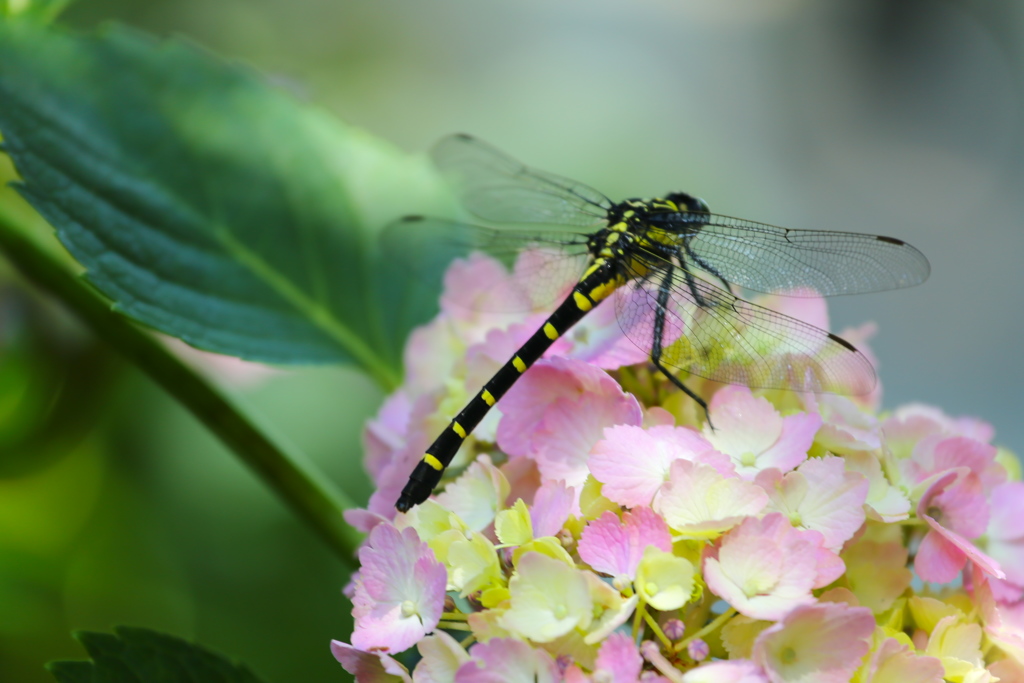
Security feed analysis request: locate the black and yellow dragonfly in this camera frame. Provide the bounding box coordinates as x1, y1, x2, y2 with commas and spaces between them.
394, 134, 929, 512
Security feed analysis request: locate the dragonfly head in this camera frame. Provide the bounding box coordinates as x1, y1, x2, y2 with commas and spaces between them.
664, 192, 710, 214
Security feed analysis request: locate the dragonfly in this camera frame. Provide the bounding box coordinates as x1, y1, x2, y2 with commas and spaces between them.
394, 134, 929, 512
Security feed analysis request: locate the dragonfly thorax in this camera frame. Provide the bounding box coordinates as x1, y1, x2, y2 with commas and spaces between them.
606, 192, 710, 226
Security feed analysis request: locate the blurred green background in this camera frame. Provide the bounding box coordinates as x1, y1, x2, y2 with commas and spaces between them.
2, 1, 1023, 681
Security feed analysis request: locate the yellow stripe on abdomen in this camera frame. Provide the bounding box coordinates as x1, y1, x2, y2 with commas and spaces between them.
573, 292, 593, 312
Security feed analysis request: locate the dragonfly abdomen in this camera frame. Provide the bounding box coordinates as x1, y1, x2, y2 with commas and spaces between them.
395, 259, 622, 512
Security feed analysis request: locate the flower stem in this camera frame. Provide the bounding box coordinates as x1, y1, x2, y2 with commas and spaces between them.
632, 599, 646, 640
676, 607, 736, 653
437, 621, 473, 632
0, 207, 363, 565
642, 609, 673, 651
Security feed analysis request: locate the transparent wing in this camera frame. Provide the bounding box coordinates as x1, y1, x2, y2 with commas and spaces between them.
432, 134, 613, 227
613, 263, 875, 394
379, 216, 591, 313
650, 213, 930, 296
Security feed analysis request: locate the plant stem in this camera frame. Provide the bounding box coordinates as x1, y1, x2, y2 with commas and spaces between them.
436, 621, 472, 632
643, 609, 673, 651
0, 207, 363, 565
676, 607, 736, 653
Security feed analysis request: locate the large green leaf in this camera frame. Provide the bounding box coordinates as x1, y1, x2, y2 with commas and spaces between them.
0, 20, 453, 389
47, 627, 269, 683
1, 0, 73, 24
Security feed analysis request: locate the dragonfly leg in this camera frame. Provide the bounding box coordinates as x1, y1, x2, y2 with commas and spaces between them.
650, 267, 713, 429
680, 262, 715, 309
684, 241, 733, 294
652, 355, 712, 429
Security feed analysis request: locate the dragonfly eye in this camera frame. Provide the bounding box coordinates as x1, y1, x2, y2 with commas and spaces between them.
665, 192, 710, 214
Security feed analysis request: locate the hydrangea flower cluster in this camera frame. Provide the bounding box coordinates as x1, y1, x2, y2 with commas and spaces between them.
333, 252, 1024, 682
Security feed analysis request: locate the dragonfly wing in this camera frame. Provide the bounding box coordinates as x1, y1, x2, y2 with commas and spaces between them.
432, 134, 612, 227
613, 265, 876, 394
673, 214, 930, 296
380, 216, 591, 313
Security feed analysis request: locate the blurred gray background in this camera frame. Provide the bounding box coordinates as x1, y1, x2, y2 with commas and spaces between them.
4, 1, 1021, 682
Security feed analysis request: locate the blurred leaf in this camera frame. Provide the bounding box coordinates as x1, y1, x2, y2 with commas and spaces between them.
47, 627, 269, 683
45, 661, 90, 683
1, 0, 73, 24
0, 21, 452, 390
0, 288, 117, 477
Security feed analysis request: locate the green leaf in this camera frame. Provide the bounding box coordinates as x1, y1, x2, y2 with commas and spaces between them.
47, 627, 270, 683
0, 21, 453, 390
1, 0, 73, 23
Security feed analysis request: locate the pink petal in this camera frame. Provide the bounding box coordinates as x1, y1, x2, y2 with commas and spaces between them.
352, 525, 447, 653
915, 528, 968, 584
365, 394, 439, 518
930, 437, 1004, 491
985, 575, 1024, 604
806, 393, 881, 452
344, 508, 390, 534
703, 514, 824, 621
752, 602, 874, 683
500, 457, 542, 508
496, 357, 642, 487
756, 412, 820, 474
658, 459, 768, 535
331, 641, 411, 682
644, 406, 677, 427
578, 507, 672, 579
497, 356, 641, 457
813, 545, 847, 588
364, 391, 412, 481
594, 632, 644, 681
563, 298, 649, 369
681, 659, 769, 683
530, 480, 575, 538
414, 631, 471, 683
861, 637, 944, 683
836, 323, 882, 410
990, 659, 1024, 682
560, 665, 590, 683
923, 520, 1004, 582
706, 386, 784, 463
903, 436, 1003, 492
975, 572, 1024, 663
589, 424, 721, 507
434, 456, 509, 532
989, 482, 1024, 542
759, 456, 868, 552
401, 319, 464, 398
986, 483, 1024, 589
440, 252, 532, 322
883, 404, 995, 453
455, 638, 561, 683
916, 469, 987, 537
916, 472, 1004, 582
932, 475, 989, 539
534, 393, 641, 486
